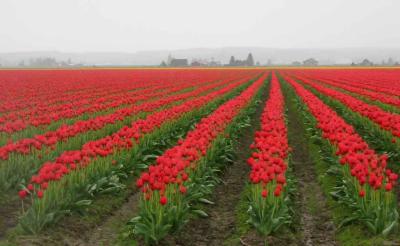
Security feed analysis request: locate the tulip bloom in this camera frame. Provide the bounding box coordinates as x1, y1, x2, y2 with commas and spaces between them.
246, 72, 291, 235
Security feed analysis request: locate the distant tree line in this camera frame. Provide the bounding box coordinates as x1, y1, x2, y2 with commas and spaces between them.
228, 53, 254, 66
291, 58, 319, 66
17, 57, 75, 67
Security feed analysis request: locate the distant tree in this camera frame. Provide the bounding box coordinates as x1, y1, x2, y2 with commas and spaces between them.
291, 61, 301, 66
303, 58, 318, 66
160, 61, 167, 67
388, 57, 394, 66
29, 57, 59, 67
246, 53, 254, 66
167, 54, 173, 66
229, 56, 235, 66
360, 59, 373, 66
256, 61, 260, 66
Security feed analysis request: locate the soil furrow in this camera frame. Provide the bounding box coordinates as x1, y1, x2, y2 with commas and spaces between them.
84, 191, 140, 246
0, 196, 20, 240
284, 80, 337, 246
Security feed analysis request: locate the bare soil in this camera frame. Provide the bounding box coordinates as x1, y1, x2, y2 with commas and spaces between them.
85, 191, 140, 246
0, 194, 23, 240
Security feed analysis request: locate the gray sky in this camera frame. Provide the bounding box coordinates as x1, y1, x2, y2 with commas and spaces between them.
1, 0, 399, 52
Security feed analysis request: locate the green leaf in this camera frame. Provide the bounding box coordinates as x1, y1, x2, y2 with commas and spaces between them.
366, 221, 377, 234
326, 165, 340, 175
329, 190, 342, 200
143, 154, 159, 162
338, 215, 358, 229
44, 212, 55, 225
99, 187, 121, 194
382, 221, 398, 237
87, 183, 97, 194
198, 198, 215, 205
192, 209, 209, 218
128, 216, 141, 224
135, 163, 149, 170
75, 199, 92, 206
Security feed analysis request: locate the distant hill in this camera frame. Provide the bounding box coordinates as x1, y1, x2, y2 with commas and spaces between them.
1, 47, 400, 66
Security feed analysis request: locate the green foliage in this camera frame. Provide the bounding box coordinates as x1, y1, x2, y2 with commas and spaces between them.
247, 184, 292, 235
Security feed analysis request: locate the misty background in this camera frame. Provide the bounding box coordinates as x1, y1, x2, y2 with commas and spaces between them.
1, 0, 399, 66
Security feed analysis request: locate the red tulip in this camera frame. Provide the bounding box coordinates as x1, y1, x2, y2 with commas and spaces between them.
247, 73, 289, 202
37, 190, 44, 199
179, 185, 187, 194
160, 196, 168, 205
385, 183, 393, 191
274, 186, 282, 197
261, 189, 268, 198
18, 190, 28, 199
40, 182, 48, 190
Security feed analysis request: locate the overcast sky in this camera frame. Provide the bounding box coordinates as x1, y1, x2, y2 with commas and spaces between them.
0, 0, 399, 53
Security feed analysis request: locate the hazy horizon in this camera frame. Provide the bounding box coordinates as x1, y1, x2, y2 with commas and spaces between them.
3, 46, 400, 54
2, 47, 400, 66
1, 0, 400, 53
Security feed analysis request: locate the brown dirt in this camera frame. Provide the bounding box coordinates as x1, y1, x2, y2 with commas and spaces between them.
284, 82, 337, 246
397, 184, 400, 208
84, 191, 140, 246
0, 194, 22, 240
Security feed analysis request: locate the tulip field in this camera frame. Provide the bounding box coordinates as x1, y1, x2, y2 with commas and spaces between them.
0, 68, 400, 245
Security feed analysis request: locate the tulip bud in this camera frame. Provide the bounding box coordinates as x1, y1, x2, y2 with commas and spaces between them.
261, 189, 268, 198
18, 190, 28, 199
37, 190, 44, 199
385, 183, 393, 191
160, 196, 168, 205
179, 185, 187, 194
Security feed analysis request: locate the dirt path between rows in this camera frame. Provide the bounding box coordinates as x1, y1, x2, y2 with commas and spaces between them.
284, 82, 337, 246
160, 84, 271, 246
0, 195, 20, 240
84, 191, 140, 246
